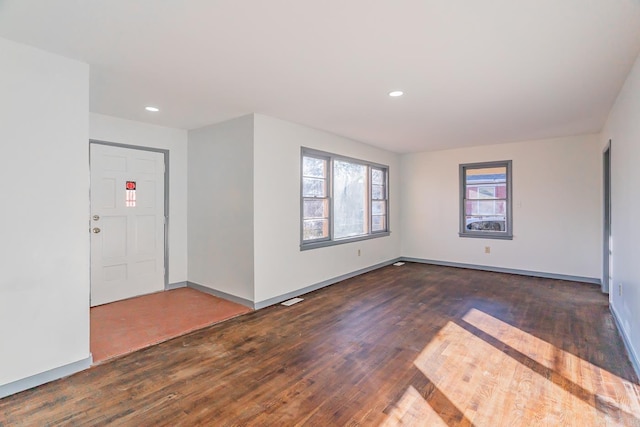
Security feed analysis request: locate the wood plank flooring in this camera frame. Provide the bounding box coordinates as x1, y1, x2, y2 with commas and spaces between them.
1, 263, 639, 426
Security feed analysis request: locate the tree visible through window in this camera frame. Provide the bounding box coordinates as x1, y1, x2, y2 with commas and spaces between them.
460, 161, 512, 239
301, 148, 389, 249
302, 155, 329, 241
371, 167, 387, 232
334, 160, 367, 239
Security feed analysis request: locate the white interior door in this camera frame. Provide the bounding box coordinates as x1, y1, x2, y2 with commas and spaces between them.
90, 143, 165, 306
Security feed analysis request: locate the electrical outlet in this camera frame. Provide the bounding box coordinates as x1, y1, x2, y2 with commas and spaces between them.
619, 283, 622, 296
484, 246, 491, 254
357, 249, 361, 256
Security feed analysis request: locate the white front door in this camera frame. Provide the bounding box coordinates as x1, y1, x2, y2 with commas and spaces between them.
90, 143, 165, 306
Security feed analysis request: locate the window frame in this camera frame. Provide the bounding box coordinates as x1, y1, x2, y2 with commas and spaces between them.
301, 152, 331, 244
370, 166, 388, 234
301, 147, 390, 250
459, 160, 513, 240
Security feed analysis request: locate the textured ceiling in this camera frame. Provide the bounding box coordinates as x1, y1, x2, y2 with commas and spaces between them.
1, 0, 639, 153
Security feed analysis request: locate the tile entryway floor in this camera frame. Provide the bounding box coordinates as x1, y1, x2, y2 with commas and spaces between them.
90, 287, 251, 364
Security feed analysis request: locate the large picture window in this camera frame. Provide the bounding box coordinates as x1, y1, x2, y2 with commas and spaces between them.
460, 160, 512, 239
301, 148, 389, 249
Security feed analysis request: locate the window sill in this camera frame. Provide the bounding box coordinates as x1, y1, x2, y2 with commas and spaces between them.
458, 232, 513, 240
301, 231, 391, 251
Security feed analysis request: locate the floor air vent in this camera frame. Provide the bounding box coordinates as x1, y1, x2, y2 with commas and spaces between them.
281, 297, 304, 306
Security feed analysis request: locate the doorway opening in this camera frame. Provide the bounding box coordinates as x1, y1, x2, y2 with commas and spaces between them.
603, 140, 611, 294
88, 140, 251, 364
89, 141, 169, 305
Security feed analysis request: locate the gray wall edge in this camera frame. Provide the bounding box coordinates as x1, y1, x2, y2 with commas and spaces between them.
187, 282, 254, 309
610, 305, 640, 380
0, 355, 93, 399
402, 257, 601, 285
254, 258, 403, 310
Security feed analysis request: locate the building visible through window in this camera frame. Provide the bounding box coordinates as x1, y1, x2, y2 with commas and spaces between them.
460, 161, 512, 239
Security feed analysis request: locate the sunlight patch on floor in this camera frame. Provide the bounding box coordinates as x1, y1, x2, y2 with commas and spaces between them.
381, 386, 448, 427
462, 307, 640, 417
406, 310, 640, 426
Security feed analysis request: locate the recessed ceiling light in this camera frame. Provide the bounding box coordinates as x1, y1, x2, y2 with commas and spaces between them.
389, 91, 404, 97
145, 106, 160, 112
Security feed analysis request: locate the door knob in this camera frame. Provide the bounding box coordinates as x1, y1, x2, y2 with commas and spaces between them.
92, 227, 101, 234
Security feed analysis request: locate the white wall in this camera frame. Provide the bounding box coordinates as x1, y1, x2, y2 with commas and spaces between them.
0, 38, 90, 386
601, 51, 640, 368
400, 134, 602, 279
188, 115, 255, 301
253, 114, 402, 304
89, 113, 188, 285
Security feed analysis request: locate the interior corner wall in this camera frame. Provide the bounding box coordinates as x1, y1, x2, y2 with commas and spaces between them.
0, 38, 90, 387
400, 134, 602, 280
252, 114, 402, 304
89, 113, 188, 285
187, 115, 255, 302
601, 51, 640, 369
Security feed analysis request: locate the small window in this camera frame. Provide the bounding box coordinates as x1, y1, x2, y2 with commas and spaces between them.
125, 181, 136, 208
460, 161, 512, 239
371, 167, 388, 233
301, 148, 390, 250
302, 154, 330, 242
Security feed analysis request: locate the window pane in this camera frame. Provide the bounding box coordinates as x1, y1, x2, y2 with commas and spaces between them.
466, 166, 506, 181
372, 184, 385, 200
303, 199, 328, 219
372, 168, 384, 185
334, 160, 367, 239
466, 167, 506, 201
303, 156, 326, 178
372, 200, 386, 216
303, 219, 329, 240
468, 184, 504, 199
466, 200, 506, 216
465, 216, 506, 232
479, 187, 495, 198
372, 215, 386, 232
302, 177, 326, 197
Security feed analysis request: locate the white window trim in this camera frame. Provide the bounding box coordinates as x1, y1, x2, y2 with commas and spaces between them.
301, 147, 390, 250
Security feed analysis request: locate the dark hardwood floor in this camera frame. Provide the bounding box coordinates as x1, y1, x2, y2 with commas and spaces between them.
1, 263, 639, 426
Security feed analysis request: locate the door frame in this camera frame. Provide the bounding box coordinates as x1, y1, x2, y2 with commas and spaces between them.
602, 139, 611, 294
89, 139, 170, 290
